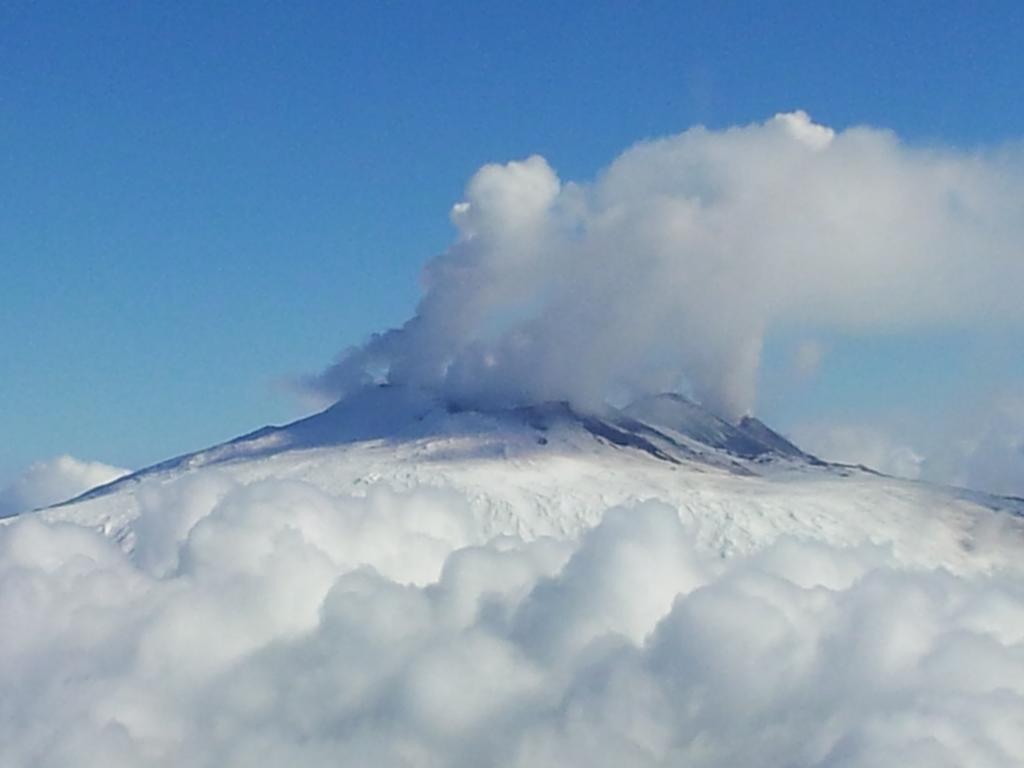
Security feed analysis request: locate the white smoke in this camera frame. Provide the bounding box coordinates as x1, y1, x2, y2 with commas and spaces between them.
307, 112, 1024, 418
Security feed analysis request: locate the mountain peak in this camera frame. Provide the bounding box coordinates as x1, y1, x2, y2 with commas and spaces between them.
621, 392, 817, 463
59, 387, 824, 508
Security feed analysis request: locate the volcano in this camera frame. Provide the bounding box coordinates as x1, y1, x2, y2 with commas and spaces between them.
7, 387, 1024, 767
45, 386, 1024, 570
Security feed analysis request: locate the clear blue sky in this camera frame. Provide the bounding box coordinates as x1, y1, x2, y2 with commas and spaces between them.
2, 1, 1023, 479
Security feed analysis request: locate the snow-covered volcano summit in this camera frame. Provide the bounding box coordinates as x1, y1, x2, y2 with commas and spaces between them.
67, 386, 817, 501
44, 386, 1023, 572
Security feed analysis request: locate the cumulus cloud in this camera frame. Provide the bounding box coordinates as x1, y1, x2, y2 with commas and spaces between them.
2, 477, 1024, 766
795, 395, 1024, 495
0, 455, 128, 519
307, 112, 1024, 418
793, 424, 925, 479
922, 395, 1024, 497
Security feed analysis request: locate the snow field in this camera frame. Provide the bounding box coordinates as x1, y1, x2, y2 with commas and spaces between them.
3, 450, 1024, 767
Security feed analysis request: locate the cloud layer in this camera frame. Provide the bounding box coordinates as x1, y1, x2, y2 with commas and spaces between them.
0, 455, 128, 519
924, 395, 1024, 497
2, 474, 1024, 767
308, 112, 1024, 418
796, 395, 1024, 497
793, 424, 925, 480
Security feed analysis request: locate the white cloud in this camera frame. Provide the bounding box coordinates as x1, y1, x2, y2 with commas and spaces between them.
2, 478, 1024, 766
0, 455, 128, 519
307, 112, 1024, 419
7, 111, 1024, 764
922, 395, 1024, 497
793, 424, 925, 479
795, 395, 1024, 496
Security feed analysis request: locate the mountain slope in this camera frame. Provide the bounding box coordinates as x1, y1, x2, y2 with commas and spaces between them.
41, 387, 1024, 574
8, 387, 1024, 768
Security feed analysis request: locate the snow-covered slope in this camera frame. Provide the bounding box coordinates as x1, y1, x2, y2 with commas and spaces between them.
7, 387, 1024, 767
43, 386, 1024, 574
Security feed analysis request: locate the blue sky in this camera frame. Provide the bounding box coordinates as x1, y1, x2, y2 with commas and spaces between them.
2, 1, 1023, 481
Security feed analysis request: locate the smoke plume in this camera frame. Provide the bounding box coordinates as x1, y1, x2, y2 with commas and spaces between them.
307, 112, 1024, 419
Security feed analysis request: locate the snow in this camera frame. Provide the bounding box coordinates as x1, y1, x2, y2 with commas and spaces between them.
41, 387, 1024, 575
4, 388, 1024, 766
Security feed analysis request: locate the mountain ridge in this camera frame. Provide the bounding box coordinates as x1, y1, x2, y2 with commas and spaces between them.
36, 385, 1024, 579
58, 388, 821, 508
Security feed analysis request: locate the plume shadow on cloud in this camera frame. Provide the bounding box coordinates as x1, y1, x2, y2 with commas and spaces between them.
305, 112, 1024, 419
